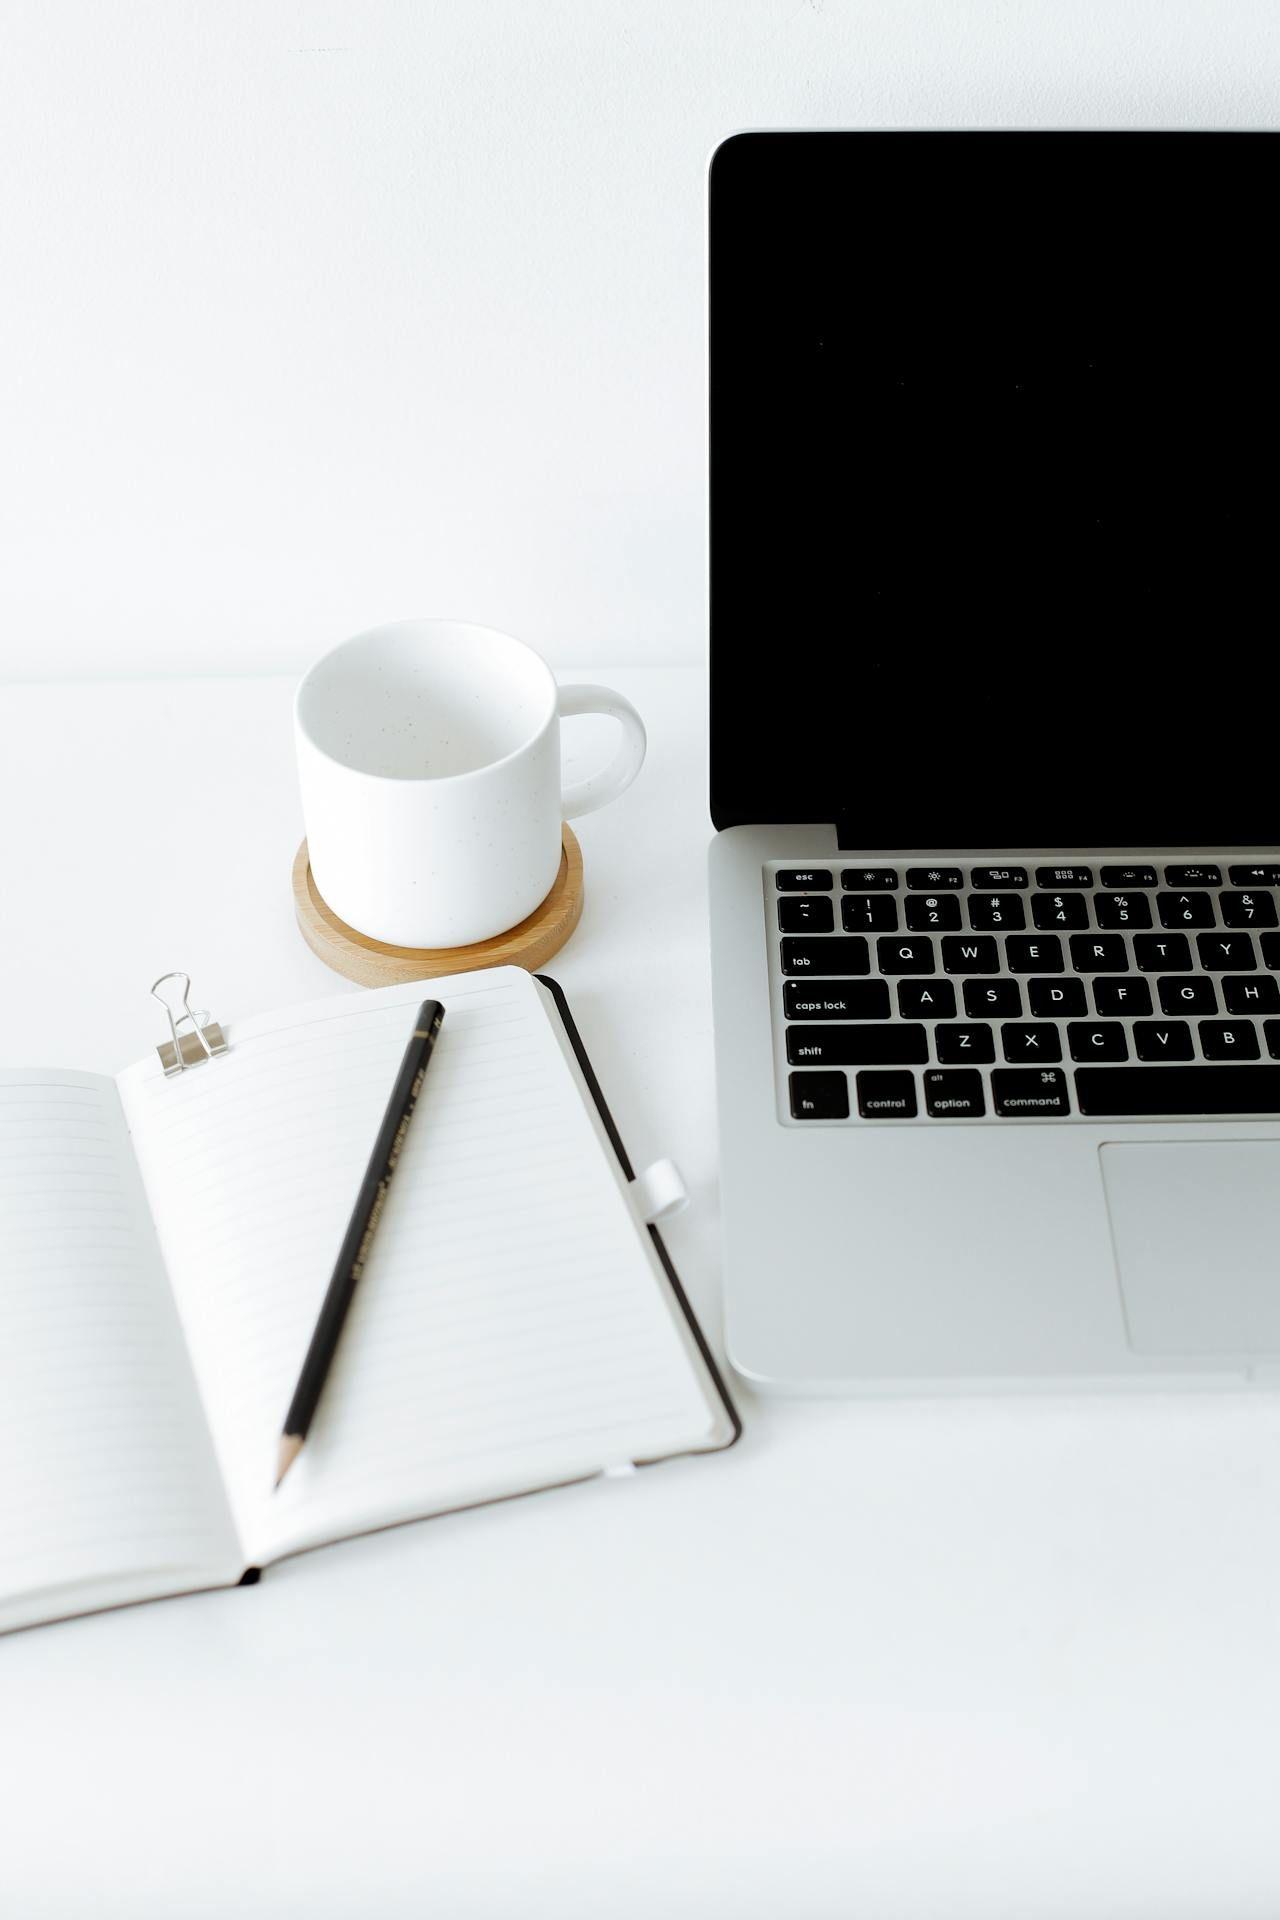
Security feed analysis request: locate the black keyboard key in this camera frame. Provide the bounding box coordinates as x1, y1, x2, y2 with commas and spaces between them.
1067, 1022, 1128, 1062
1075, 1065, 1280, 1116
1135, 933, 1192, 971
786, 1025, 929, 1067
1221, 891, 1278, 928
898, 980, 956, 1019
1158, 891, 1215, 928
1101, 864, 1158, 887
856, 1070, 918, 1118
968, 894, 1026, 930
1267, 1021, 1280, 1058
783, 981, 891, 1020
1095, 893, 1153, 930
1223, 976, 1280, 1014
965, 979, 1022, 1017
778, 897, 834, 934
1230, 864, 1280, 887
1265, 933, 1280, 969
877, 937, 936, 975
905, 895, 962, 931
1158, 976, 1218, 1015
1036, 865, 1094, 888
842, 867, 899, 890
1133, 1020, 1194, 1060
782, 937, 869, 976
941, 936, 999, 974
906, 867, 962, 889
1196, 932, 1255, 972
1165, 863, 1222, 886
777, 868, 832, 891
1031, 892, 1089, 930
970, 866, 1028, 889
1001, 1023, 1063, 1063
992, 1068, 1071, 1117
789, 1071, 849, 1119
1029, 978, 1088, 1017
1200, 1020, 1261, 1060
1069, 935, 1129, 973
936, 1023, 995, 1064
842, 894, 899, 932
924, 1069, 985, 1118
1093, 977, 1153, 1016
1006, 935, 1064, 974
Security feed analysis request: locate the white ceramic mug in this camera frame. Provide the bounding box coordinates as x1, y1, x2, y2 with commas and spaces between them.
295, 619, 646, 948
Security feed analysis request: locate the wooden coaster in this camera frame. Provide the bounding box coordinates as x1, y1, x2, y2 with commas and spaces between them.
292, 827, 584, 987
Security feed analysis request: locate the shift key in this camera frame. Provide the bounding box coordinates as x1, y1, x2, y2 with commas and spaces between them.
786, 1024, 928, 1066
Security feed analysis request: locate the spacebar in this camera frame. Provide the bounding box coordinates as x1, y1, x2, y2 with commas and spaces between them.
1075, 1065, 1280, 1116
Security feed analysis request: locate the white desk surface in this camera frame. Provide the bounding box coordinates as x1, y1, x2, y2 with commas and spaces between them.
3, 667, 1280, 1920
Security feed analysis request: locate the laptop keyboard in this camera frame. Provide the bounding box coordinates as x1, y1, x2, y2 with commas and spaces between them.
772, 858, 1280, 1123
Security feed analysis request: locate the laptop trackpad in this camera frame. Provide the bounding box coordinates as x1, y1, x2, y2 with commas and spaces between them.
1100, 1141, 1280, 1356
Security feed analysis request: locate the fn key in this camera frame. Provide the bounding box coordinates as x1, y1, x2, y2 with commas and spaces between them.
789, 1070, 849, 1120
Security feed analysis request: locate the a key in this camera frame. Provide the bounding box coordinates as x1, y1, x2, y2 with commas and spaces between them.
778, 897, 834, 933
856, 1070, 918, 1118
1196, 932, 1255, 972
1199, 1020, 1261, 1060
876, 937, 936, 975
789, 1071, 849, 1119
1068, 1022, 1129, 1062
924, 1069, 986, 1118
968, 894, 1026, 931
941, 936, 999, 974
783, 981, 891, 1020
786, 1025, 929, 1066
842, 868, 899, 890
1100, 865, 1158, 887
1267, 1021, 1280, 1059
842, 894, 899, 932
1264, 933, 1280, 969
1036, 865, 1094, 888
964, 979, 1022, 1017
1001, 1023, 1063, 1062
776, 868, 833, 891
1029, 979, 1088, 1017
897, 980, 956, 1019
1229, 864, 1280, 887
1031, 892, 1089, 930
970, 866, 1029, 889
1220, 891, 1278, 928
1095, 893, 1153, 929
1093, 978, 1152, 1016
1157, 891, 1215, 928
1069, 935, 1129, 973
781, 938, 870, 976
904, 895, 961, 931
1135, 933, 1192, 971
935, 1024, 995, 1064
1005, 936, 1064, 974
991, 1068, 1071, 1117
1074, 1065, 1280, 1116
1165, 863, 1222, 886
1133, 1020, 1194, 1060
1223, 976, 1280, 1014
1158, 976, 1218, 1015
906, 867, 963, 889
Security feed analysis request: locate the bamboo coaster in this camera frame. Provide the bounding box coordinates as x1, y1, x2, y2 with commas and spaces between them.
292, 827, 584, 987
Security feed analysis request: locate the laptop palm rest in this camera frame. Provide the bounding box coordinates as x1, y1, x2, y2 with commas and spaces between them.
1100, 1141, 1280, 1356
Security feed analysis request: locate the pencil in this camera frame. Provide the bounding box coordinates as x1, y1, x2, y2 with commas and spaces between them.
274, 999, 445, 1489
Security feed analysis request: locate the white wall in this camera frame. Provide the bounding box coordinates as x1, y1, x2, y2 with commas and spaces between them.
3, 0, 1278, 680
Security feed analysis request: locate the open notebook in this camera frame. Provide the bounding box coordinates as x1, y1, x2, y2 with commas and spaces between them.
0, 968, 737, 1635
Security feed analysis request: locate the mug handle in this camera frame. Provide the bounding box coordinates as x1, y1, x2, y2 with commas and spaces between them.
557, 685, 647, 819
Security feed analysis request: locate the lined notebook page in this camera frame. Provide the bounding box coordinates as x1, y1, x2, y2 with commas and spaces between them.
118, 971, 718, 1568
0, 1072, 240, 1633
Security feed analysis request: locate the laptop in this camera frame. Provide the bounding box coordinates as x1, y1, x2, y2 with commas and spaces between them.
707, 131, 1280, 1392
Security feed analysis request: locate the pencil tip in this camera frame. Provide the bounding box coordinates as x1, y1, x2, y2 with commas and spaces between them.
274, 1434, 303, 1490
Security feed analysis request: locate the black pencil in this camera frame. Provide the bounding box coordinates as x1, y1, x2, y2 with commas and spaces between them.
274, 999, 445, 1489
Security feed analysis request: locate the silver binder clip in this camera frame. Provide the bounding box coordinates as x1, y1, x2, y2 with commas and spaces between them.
151, 972, 229, 1076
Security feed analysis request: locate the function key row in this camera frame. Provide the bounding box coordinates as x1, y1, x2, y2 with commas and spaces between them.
777, 862, 1280, 893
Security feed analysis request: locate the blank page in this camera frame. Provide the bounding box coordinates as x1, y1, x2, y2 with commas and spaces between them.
0, 1072, 240, 1634
118, 971, 720, 1568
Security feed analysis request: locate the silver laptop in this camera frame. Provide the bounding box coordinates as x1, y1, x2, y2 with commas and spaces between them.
707, 132, 1280, 1392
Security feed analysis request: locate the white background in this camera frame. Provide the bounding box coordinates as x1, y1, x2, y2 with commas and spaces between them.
4, 0, 1280, 681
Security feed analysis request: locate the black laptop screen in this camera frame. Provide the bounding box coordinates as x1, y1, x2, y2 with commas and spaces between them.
709, 132, 1280, 844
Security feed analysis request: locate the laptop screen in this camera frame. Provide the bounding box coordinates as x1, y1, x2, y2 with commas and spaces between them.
709, 132, 1279, 845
